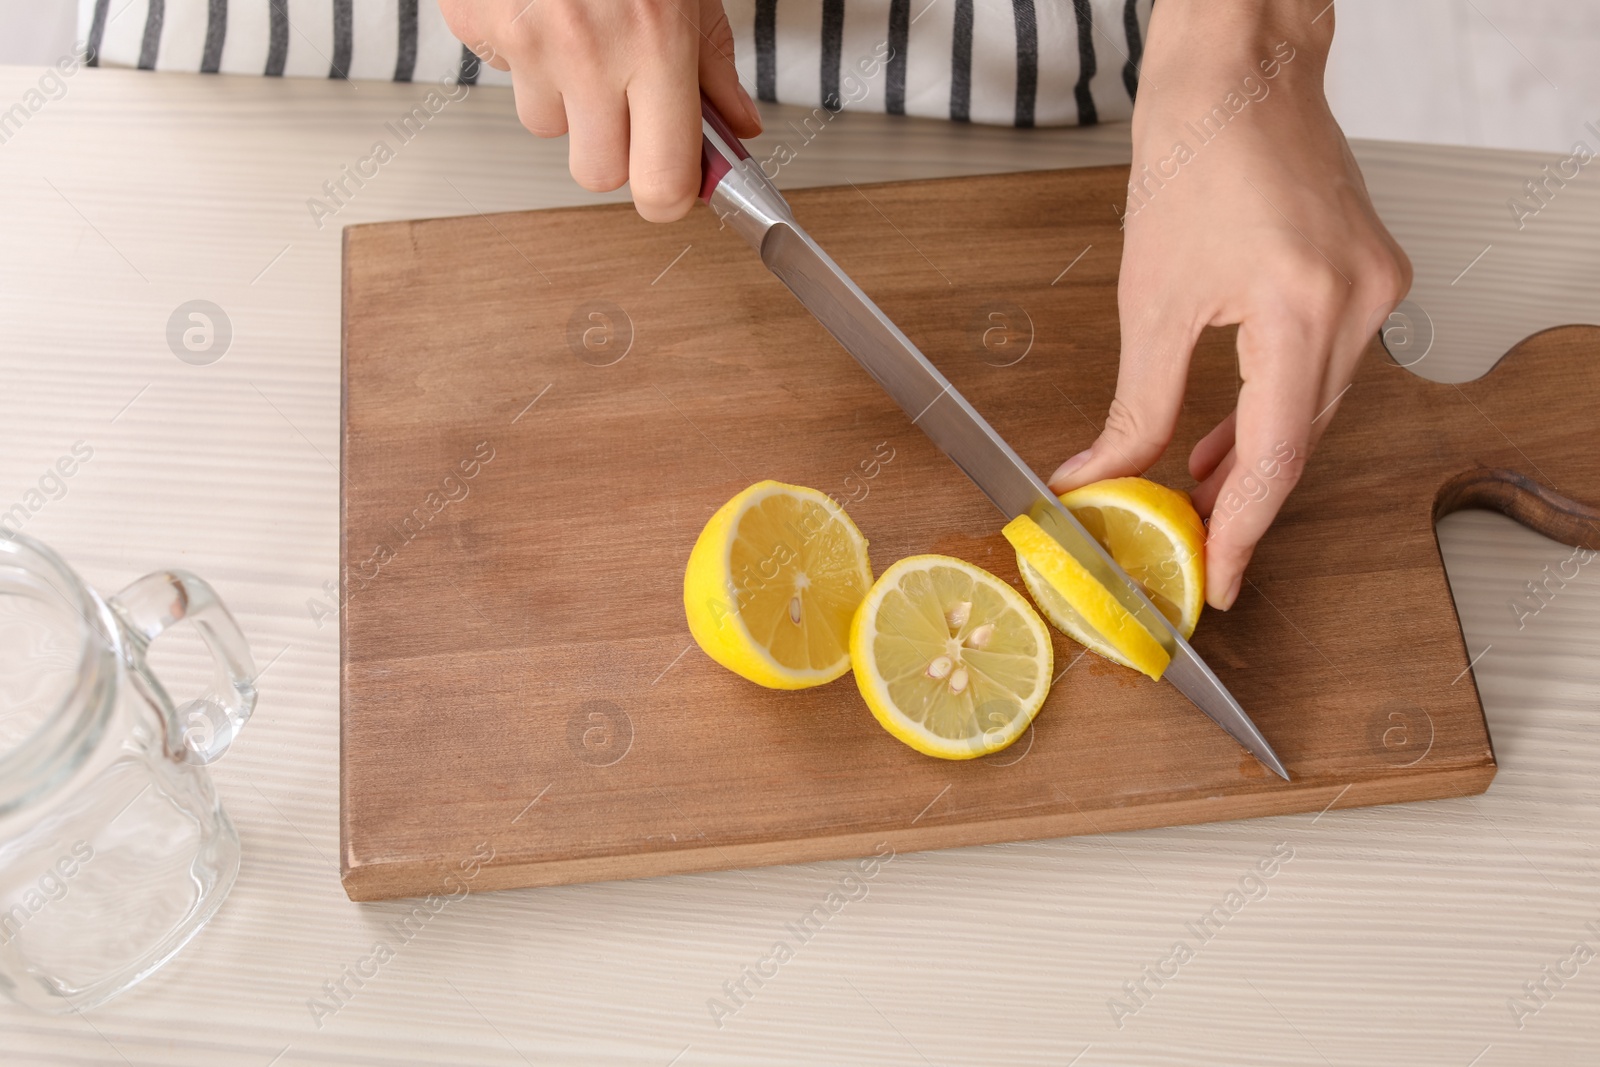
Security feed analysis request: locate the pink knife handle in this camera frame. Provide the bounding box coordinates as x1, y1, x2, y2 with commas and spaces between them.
699, 93, 751, 203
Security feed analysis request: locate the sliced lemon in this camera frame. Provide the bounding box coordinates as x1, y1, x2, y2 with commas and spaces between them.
1062, 477, 1205, 628
684, 481, 872, 689
849, 555, 1053, 760
1010, 477, 1205, 676
1003, 513, 1171, 680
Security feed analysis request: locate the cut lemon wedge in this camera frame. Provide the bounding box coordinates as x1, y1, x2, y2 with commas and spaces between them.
1061, 478, 1205, 635
684, 481, 873, 689
1003, 513, 1171, 680
1009, 477, 1205, 676
849, 555, 1053, 759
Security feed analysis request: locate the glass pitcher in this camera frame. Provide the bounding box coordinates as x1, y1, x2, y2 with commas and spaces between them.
0, 531, 256, 1013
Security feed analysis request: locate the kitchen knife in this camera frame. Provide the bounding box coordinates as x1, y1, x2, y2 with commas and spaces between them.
698, 99, 1289, 781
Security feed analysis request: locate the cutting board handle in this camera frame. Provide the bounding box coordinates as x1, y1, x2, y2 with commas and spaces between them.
1436, 467, 1600, 549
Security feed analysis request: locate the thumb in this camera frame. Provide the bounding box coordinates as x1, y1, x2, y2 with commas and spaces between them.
1048, 306, 1199, 493
698, 0, 762, 137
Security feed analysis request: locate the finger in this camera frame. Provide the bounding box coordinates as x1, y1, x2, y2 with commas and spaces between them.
1302, 284, 1402, 444
1306, 369, 1352, 444
1189, 445, 1235, 517
1048, 300, 1200, 493
1189, 409, 1237, 483
510, 70, 566, 137
1202, 314, 1325, 610
1196, 296, 1375, 538
626, 53, 703, 221
565, 82, 631, 193
698, 0, 762, 136
1307, 317, 1375, 441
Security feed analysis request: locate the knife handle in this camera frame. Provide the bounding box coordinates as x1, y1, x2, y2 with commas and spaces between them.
698, 93, 751, 203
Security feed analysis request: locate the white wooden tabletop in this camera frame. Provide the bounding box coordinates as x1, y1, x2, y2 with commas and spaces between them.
1, 66, 1597, 1066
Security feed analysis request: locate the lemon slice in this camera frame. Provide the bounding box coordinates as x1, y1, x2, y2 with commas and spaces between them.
1017, 479, 1203, 671
684, 481, 872, 689
1003, 513, 1171, 680
1059, 477, 1205, 631
1009, 477, 1204, 676
849, 555, 1053, 759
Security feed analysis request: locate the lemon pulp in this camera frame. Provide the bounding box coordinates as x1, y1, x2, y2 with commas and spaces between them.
1011, 477, 1205, 676
850, 555, 1052, 759
1004, 513, 1171, 680
1064, 478, 1204, 632
684, 481, 872, 689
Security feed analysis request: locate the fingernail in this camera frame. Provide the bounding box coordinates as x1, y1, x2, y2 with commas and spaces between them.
1219, 574, 1243, 611
1049, 449, 1092, 487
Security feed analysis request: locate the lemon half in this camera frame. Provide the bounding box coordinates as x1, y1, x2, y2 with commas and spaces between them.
684, 481, 872, 689
1061, 478, 1205, 633
1003, 514, 1171, 680
850, 555, 1053, 759
1009, 477, 1205, 677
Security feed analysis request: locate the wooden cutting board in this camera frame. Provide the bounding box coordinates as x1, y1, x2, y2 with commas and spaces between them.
339, 165, 1596, 902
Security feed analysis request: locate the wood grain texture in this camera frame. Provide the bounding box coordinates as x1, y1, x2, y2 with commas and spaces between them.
5, 68, 1600, 1066
333, 164, 1600, 901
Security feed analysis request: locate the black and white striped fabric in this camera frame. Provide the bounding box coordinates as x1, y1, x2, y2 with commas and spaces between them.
728, 0, 1150, 127
76, 0, 507, 86
78, 0, 1151, 127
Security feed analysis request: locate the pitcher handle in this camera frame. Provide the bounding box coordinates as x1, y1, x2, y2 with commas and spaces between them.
109, 570, 258, 765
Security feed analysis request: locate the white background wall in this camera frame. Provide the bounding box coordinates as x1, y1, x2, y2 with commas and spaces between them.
1, 2, 1594, 153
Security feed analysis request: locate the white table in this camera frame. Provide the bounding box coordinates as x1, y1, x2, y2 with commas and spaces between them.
2, 66, 1598, 1066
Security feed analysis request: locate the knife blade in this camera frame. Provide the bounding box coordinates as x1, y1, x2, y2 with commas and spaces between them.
698, 100, 1288, 781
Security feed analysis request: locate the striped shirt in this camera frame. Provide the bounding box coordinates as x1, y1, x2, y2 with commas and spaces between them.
79, 0, 1149, 127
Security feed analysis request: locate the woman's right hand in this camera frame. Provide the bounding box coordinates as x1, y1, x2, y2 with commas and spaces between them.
438, 0, 763, 222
